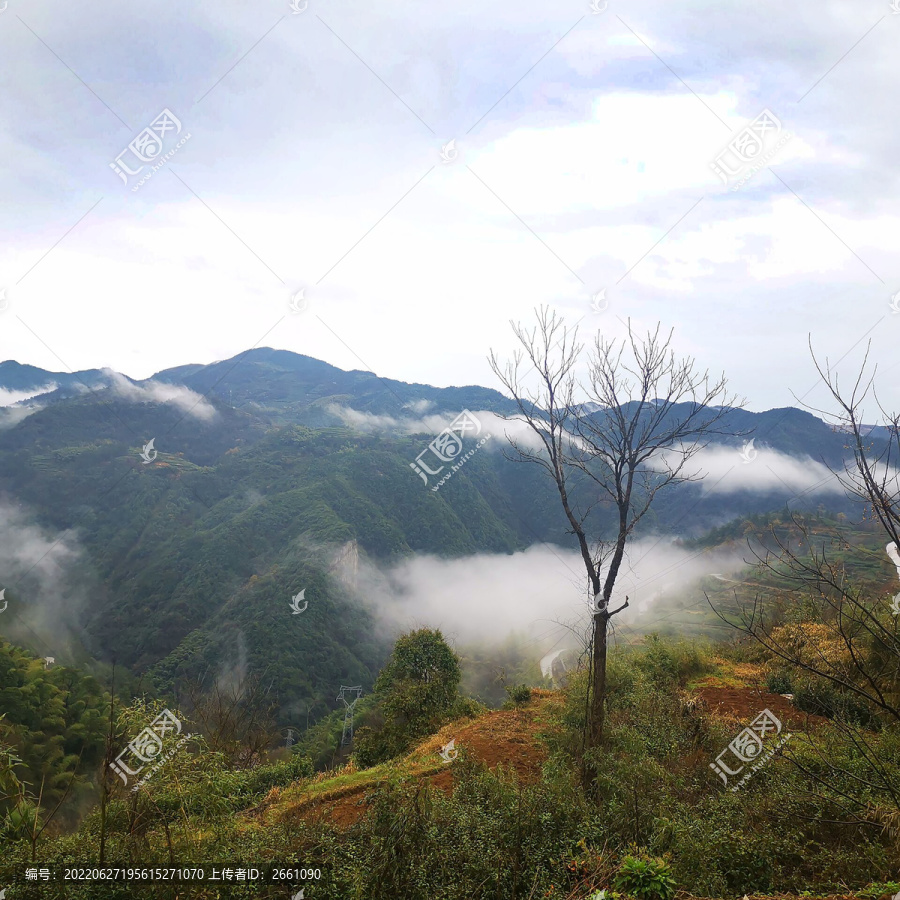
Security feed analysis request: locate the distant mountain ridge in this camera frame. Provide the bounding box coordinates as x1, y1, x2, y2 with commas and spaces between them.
0, 346, 880, 724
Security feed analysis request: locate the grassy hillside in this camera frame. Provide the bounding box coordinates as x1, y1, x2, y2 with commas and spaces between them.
3, 636, 897, 899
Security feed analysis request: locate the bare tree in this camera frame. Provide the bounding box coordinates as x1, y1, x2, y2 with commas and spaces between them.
490, 307, 741, 751
806, 340, 900, 548
180, 673, 278, 769
706, 346, 900, 825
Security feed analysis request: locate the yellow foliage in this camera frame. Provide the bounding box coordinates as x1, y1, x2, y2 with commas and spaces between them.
770, 622, 851, 669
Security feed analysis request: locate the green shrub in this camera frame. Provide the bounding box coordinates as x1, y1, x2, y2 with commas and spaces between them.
765, 669, 793, 694
859, 882, 900, 898
792, 680, 880, 728
505, 683, 532, 706
613, 854, 677, 900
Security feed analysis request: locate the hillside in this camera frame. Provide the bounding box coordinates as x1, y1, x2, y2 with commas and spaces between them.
0, 349, 890, 734
4, 641, 897, 899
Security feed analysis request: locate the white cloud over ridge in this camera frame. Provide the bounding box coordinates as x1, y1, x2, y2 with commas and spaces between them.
329, 405, 858, 498
680, 444, 843, 496
0, 383, 58, 407
326, 404, 547, 450
104, 369, 217, 422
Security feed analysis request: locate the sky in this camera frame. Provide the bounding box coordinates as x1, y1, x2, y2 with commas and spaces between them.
2, 0, 900, 412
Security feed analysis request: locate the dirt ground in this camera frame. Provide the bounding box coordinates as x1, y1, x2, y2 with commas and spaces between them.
265, 678, 837, 830
694, 683, 830, 729
281, 693, 556, 829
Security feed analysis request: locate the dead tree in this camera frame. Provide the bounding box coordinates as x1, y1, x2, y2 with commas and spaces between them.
708, 344, 900, 825
180, 674, 278, 769
490, 307, 741, 751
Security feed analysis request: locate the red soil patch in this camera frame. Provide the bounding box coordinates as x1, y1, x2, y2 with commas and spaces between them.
443, 705, 547, 784
280, 695, 556, 829
695, 684, 829, 729
318, 795, 370, 828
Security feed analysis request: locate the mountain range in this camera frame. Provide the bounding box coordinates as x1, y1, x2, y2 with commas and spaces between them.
0, 347, 879, 724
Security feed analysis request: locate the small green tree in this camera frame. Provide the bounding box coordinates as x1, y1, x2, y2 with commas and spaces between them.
355, 628, 461, 765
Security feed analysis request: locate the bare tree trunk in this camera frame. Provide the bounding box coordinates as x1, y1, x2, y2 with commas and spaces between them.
590, 613, 608, 746
490, 307, 741, 763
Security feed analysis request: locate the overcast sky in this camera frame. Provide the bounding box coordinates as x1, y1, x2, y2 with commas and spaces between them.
2, 0, 899, 412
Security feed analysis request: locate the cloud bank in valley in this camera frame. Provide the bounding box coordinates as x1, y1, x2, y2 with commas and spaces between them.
357, 539, 749, 658
0, 502, 94, 661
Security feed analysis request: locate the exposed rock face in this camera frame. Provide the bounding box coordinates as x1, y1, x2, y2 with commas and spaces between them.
330, 539, 359, 591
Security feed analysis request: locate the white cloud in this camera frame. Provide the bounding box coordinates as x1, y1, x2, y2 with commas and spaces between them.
0, 502, 93, 661
360, 538, 748, 651
104, 369, 217, 422
0, 384, 57, 407
684, 444, 843, 495
403, 398, 434, 414
0, 405, 42, 429
326, 404, 548, 451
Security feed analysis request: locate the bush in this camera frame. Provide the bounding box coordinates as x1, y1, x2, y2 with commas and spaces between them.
792, 680, 880, 728
613, 854, 677, 900
766, 669, 793, 694
351, 628, 465, 766
505, 684, 532, 706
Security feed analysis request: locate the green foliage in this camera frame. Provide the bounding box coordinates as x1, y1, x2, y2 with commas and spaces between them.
504, 683, 532, 706
765, 668, 793, 694
377, 628, 462, 723
0, 643, 108, 818
346, 756, 596, 899
860, 882, 900, 897
792, 679, 880, 728
632, 634, 715, 688
356, 629, 463, 767
613, 855, 677, 900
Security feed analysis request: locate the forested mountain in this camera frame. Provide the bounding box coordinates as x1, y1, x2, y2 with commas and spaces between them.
3, 348, 900, 899
0, 348, 878, 723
